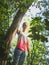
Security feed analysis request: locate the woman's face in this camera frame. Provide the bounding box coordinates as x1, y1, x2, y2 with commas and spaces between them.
23, 24, 27, 31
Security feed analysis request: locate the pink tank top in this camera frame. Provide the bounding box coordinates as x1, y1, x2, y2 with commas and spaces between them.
16, 34, 28, 51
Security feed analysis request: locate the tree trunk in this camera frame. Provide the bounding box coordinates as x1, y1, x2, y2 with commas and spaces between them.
5, 10, 24, 45
1, 10, 24, 65
1, 1, 33, 64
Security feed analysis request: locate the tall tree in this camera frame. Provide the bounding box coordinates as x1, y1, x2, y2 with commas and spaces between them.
28, 17, 48, 65
0, 0, 34, 65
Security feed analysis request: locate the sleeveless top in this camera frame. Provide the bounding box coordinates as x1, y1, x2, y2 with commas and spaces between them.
16, 32, 28, 51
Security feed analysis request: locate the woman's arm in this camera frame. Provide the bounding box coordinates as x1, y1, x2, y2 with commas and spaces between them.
27, 38, 30, 56
16, 29, 21, 34
14, 29, 21, 35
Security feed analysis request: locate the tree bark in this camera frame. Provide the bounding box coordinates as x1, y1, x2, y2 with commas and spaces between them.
1, 10, 24, 65
5, 10, 24, 45
1, 1, 34, 64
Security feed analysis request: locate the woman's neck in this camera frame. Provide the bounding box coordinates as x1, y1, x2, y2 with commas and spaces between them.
23, 29, 26, 32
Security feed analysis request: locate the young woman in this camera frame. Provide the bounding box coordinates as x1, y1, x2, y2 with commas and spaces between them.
13, 22, 30, 65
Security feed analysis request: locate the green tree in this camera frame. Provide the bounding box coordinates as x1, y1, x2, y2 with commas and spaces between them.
28, 0, 49, 64
0, 0, 34, 65
28, 17, 48, 65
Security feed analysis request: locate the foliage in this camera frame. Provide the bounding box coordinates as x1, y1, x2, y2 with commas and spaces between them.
0, 0, 34, 40
28, 17, 48, 42
15, 0, 34, 12
27, 17, 49, 65
0, 0, 34, 35
0, 0, 17, 60
0, 0, 17, 35
27, 40, 47, 65
36, 0, 49, 20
